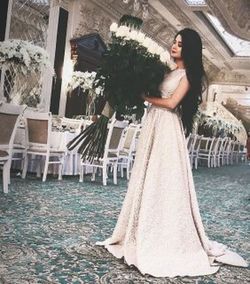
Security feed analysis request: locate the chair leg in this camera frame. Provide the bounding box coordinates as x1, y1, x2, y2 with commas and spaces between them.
58, 157, 63, 181
126, 161, 130, 180
79, 164, 84, 182
190, 154, 194, 168
211, 156, 215, 167
22, 154, 28, 179
121, 164, 124, 178
113, 162, 118, 185
36, 158, 42, 178
76, 154, 81, 175
91, 168, 96, 181
7, 160, 11, 184
195, 157, 198, 169
20, 152, 26, 173
3, 162, 9, 194
102, 164, 107, 186
42, 156, 49, 182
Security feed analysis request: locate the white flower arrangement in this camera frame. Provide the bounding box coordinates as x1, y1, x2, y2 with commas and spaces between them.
0, 39, 53, 74
110, 22, 176, 70
199, 114, 242, 134
67, 71, 104, 98
195, 102, 247, 144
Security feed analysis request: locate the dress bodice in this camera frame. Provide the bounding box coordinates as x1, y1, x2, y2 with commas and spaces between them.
159, 69, 186, 98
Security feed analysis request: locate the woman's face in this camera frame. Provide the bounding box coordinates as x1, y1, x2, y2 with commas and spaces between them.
170, 34, 182, 59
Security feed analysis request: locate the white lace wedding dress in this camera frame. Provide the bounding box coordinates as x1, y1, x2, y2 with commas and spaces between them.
97, 69, 248, 277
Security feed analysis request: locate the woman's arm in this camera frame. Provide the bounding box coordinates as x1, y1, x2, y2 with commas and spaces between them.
143, 76, 190, 110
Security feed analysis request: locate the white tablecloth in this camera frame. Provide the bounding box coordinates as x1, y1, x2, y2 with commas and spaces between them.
12, 119, 129, 176
12, 129, 87, 176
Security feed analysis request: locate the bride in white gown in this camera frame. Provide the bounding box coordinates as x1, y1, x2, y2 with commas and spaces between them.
97, 28, 248, 277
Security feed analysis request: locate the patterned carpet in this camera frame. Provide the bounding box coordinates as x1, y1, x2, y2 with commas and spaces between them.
0, 164, 249, 284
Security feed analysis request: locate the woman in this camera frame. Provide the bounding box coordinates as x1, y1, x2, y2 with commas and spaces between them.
97, 28, 247, 277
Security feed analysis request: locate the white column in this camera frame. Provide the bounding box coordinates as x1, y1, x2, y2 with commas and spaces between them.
40, 1, 60, 112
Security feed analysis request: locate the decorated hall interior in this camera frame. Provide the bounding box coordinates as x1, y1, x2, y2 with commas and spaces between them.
0, 0, 249, 283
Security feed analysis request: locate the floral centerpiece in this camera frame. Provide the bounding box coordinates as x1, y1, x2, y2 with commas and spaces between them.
0, 39, 52, 74
0, 39, 53, 107
68, 15, 175, 161
194, 102, 247, 143
67, 71, 104, 96
67, 71, 104, 116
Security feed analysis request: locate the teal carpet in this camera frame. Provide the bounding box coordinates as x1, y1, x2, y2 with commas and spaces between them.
0, 164, 249, 283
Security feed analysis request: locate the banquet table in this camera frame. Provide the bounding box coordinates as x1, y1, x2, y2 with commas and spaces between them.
12, 128, 86, 176
12, 119, 129, 177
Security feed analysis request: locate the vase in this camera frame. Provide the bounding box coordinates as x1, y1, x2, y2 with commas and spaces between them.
3, 62, 42, 107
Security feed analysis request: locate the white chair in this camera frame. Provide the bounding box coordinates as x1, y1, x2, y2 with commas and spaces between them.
11, 116, 28, 170
197, 137, 215, 167
238, 144, 248, 163
22, 111, 65, 182
187, 133, 195, 150
79, 119, 126, 186
190, 135, 203, 169
210, 138, 223, 167
216, 137, 228, 167
131, 126, 141, 164
117, 124, 141, 179
231, 141, 241, 164
222, 139, 234, 165
187, 134, 196, 167
0, 103, 24, 193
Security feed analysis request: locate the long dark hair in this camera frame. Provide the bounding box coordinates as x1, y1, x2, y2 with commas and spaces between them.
175, 28, 207, 136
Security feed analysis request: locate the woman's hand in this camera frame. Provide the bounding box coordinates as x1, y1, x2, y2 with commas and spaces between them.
143, 96, 153, 103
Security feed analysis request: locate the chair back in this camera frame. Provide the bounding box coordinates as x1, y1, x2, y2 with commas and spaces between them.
102, 120, 126, 158
199, 137, 214, 152
120, 124, 141, 155
0, 103, 24, 151
187, 134, 196, 152
193, 135, 203, 152
233, 141, 240, 152
212, 138, 222, 154
23, 111, 52, 151
223, 139, 232, 154
109, 127, 125, 150
219, 137, 228, 155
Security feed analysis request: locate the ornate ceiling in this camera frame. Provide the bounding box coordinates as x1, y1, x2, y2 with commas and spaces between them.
72, 0, 250, 86
10, 0, 250, 86
206, 0, 250, 41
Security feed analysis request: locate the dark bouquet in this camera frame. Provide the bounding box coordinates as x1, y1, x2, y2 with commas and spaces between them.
67, 15, 175, 161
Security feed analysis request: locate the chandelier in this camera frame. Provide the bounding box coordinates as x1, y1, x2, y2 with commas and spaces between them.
122, 0, 149, 19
